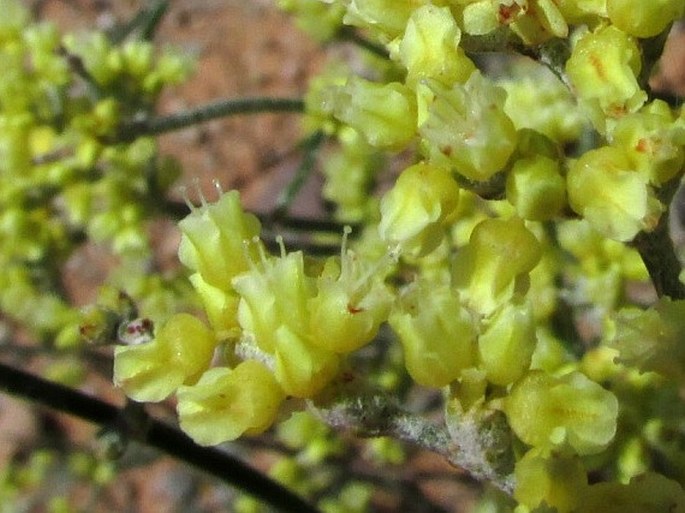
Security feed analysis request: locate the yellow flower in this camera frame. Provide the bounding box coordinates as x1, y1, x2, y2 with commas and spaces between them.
177, 361, 285, 445
113, 313, 216, 402
379, 162, 460, 257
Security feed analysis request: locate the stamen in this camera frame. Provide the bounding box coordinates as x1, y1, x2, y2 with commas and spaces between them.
180, 185, 196, 212
255, 236, 269, 267
276, 235, 287, 259
192, 177, 207, 208
350, 245, 398, 299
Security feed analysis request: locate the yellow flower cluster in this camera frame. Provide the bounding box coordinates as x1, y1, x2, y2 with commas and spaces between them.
111, 0, 685, 510
114, 191, 393, 443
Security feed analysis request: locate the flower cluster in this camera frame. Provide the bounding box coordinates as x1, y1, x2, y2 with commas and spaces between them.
0, 0, 191, 346
111, 0, 685, 510
115, 190, 394, 443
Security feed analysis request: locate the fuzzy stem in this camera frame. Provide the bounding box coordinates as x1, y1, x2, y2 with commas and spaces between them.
309, 391, 515, 494
0, 360, 322, 513
117, 97, 305, 141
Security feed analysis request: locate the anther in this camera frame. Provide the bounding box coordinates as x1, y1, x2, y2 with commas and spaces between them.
212, 178, 224, 198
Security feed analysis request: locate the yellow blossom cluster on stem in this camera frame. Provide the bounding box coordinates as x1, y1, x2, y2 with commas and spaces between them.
110, 0, 685, 510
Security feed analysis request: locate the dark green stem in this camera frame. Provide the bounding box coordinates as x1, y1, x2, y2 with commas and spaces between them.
637, 27, 671, 92
0, 361, 322, 513
460, 27, 527, 55
632, 220, 685, 300
632, 179, 685, 300
455, 171, 507, 200
273, 130, 326, 217
108, 0, 170, 43
336, 27, 389, 59
117, 97, 305, 141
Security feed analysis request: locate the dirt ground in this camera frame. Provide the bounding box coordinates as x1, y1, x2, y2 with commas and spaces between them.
2, 1, 685, 512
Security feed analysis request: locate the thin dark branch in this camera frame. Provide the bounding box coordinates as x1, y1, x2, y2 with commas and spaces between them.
651, 89, 684, 108
108, 0, 170, 43
0, 360, 322, 513
638, 28, 671, 92
335, 27, 389, 59
632, 178, 685, 300
117, 97, 305, 141
273, 130, 326, 217
632, 221, 685, 300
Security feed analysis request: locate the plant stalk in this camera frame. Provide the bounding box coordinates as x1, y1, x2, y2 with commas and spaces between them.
118, 97, 305, 141
0, 360, 322, 513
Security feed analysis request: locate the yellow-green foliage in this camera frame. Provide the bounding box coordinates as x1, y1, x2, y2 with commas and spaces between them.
6, 0, 685, 511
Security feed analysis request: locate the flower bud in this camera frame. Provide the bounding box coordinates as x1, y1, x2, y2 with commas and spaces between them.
607, 0, 684, 38
178, 190, 262, 292
606, 297, 685, 380
500, 63, 584, 144
567, 146, 663, 242
113, 313, 216, 402
461, 0, 567, 44
577, 473, 685, 513
552, 0, 606, 24
504, 370, 618, 455
278, 0, 345, 42
514, 449, 588, 513
321, 127, 380, 223
121, 40, 153, 78
343, 0, 421, 41
176, 361, 285, 445
420, 72, 518, 181
453, 217, 541, 315
610, 100, 684, 185
461, 1, 499, 35
379, 162, 460, 257
389, 278, 477, 388
506, 154, 566, 221
508, 0, 568, 44
325, 77, 417, 150
478, 299, 537, 386
397, 4, 475, 88
566, 25, 646, 133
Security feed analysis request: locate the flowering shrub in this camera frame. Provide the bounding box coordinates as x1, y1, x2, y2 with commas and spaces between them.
4, 0, 685, 512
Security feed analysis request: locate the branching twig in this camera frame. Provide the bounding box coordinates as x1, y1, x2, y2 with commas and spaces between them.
108, 0, 170, 43
0, 360, 322, 513
273, 130, 326, 218
117, 97, 305, 141
309, 389, 515, 495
